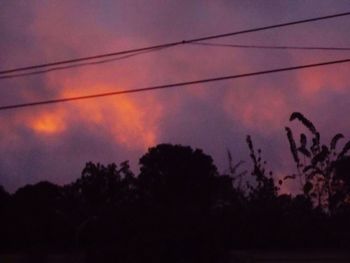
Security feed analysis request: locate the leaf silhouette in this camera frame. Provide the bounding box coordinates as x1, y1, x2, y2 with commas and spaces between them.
298, 147, 311, 158
330, 133, 344, 150
290, 112, 317, 135
311, 133, 321, 155
285, 127, 299, 164
300, 133, 307, 148
338, 140, 350, 158
311, 145, 329, 166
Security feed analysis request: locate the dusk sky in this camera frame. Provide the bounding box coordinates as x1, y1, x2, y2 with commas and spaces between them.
1, 1, 350, 192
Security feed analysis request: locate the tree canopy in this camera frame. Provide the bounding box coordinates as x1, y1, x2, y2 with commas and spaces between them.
0, 113, 350, 262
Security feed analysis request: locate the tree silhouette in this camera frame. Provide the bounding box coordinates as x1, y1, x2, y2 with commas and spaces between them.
69, 161, 135, 212
138, 144, 218, 208
137, 144, 232, 262
64, 161, 136, 251
243, 136, 287, 248
332, 156, 350, 213
285, 112, 350, 212
246, 135, 278, 201
7, 181, 68, 251
1, 120, 350, 259
0, 185, 10, 251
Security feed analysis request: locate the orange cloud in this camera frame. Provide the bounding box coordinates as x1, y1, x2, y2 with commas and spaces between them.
109, 97, 158, 148
60, 83, 162, 150
31, 114, 65, 134
27, 2, 165, 150
29, 4, 165, 151
28, 109, 66, 135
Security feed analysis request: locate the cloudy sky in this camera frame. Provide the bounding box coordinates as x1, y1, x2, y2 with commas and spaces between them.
1, 1, 350, 192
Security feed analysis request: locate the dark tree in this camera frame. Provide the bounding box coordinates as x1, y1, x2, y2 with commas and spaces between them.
7, 181, 68, 251
138, 144, 218, 208
64, 161, 136, 251
333, 156, 350, 211
0, 185, 10, 251
68, 161, 135, 213
243, 136, 285, 248
137, 144, 232, 262
246, 135, 278, 201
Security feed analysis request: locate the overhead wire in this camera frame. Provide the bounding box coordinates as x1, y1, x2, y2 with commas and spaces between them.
3, 41, 350, 80
1, 11, 350, 78
0, 57, 350, 111
189, 42, 350, 51
0, 46, 169, 80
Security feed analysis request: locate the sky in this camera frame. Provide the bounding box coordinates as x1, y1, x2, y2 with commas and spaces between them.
1, 0, 350, 192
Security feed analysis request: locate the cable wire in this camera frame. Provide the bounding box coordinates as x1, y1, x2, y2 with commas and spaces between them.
1, 11, 350, 76
4, 41, 349, 81
190, 42, 350, 51
1, 57, 350, 111
0, 47, 168, 80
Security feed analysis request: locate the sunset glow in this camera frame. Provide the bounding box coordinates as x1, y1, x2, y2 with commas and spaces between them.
30, 111, 66, 135
59, 83, 162, 149
1, 1, 350, 192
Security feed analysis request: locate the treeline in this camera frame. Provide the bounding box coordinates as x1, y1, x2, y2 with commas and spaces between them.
0, 112, 350, 262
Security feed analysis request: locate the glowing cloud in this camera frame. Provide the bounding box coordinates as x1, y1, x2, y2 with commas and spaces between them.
30, 110, 66, 135
60, 83, 162, 150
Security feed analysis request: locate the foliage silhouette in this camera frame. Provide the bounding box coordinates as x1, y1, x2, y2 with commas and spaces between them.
246, 135, 278, 201
0, 116, 350, 261
136, 144, 233, 262
285, 112, 350, 212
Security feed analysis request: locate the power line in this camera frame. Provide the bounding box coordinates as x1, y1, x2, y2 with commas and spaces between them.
4, 42, 350, 81
0, 47, 168, 80
190, 42, 350, 51
1, 11, 350, 76
1, 57, 350, 111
